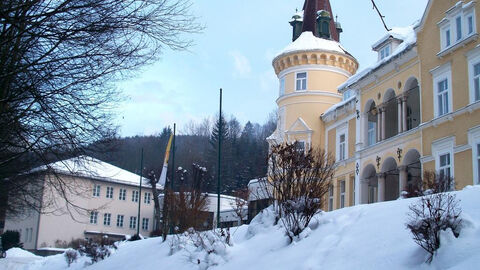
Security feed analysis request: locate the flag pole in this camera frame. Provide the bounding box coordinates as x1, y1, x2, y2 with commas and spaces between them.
137, 148, 144, 236
217, 88, 222, 228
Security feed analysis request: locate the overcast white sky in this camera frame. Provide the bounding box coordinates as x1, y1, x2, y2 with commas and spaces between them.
116, 0, 429, 137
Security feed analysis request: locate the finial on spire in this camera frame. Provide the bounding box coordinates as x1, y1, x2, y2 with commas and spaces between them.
300, 0, 340, 41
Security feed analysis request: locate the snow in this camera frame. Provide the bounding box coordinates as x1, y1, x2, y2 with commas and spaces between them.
31, 156, 156, 188
275, 31, 348, 60
2, 186, 480, 270
339, 24, 417, 91
322, 95, 356, 116
6, 248, 38, 258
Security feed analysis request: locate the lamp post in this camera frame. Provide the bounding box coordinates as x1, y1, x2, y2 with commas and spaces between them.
136, 148, 144, 236
217, 88, 222, 228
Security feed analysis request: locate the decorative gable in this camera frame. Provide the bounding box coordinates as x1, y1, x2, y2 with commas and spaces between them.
287, 117, 313, 134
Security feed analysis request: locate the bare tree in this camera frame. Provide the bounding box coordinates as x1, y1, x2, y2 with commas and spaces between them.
405, 170, 456, 198
230, 189, 248, 225
0, 0, 202, 216
265, 143, 336, 241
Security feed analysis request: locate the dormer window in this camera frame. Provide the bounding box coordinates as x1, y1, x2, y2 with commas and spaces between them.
379, 45, 391, 60
438, 1, 477, 54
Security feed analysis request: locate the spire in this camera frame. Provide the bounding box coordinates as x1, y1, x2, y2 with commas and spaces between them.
301, 0, 340, 41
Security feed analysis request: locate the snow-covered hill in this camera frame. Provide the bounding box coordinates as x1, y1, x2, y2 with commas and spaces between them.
3, 186, 480, 270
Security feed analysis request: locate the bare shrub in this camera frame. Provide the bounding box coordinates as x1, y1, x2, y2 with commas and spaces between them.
406, 193, 462, 263
265, 143, 335, 241
230, 189, 248, 225
163, 188, 209, 234
405, 170, 455, 198
78, 236, 116, 264
64, 249, 78, 267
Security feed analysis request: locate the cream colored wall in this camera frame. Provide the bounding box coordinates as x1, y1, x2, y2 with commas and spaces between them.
4, 209, 39, 250
35, 174, 155, 248
348, 119, 356, 159
417, 0, 478, 122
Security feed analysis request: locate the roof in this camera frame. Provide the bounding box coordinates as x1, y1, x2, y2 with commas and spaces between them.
322, 95, 356, 116
274, 31, 348, 60
302, 0, 340, 41
32, 156, 157, 188
338, 24, 417, 91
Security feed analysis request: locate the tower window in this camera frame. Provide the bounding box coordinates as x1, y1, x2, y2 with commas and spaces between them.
296, 72, 307, 91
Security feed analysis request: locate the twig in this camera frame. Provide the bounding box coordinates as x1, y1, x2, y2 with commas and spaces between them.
371, 0, 391, 31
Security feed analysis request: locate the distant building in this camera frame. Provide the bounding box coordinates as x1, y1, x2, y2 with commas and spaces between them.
3, 156, 159, 251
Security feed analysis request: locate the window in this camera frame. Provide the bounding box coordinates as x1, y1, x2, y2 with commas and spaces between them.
93, 185, 100, 197
437, 79, 449, 116
379, 45, 391, 60
474, 63, 480, 102
132, 190, 139, 202
367, 121, 376, 146
28, 228, 32, 243
340, 181, 345, 209
343, 89, 353, 101
477, 144, 480, 184
295, 141, 306, 153
116, 215, 124, 227
90, 211, 98, 224
432, 63, 452, 118
144, 192, 151, 204
106, 187, 114, 199
468, 15, 474, 35
456, 16, 462, 41
130, 216, 137, 229
279, 77, 285, 97
328, 185, 334, 211
103, 213, 111, 226
295, 72, 307, 91
119, 188, 126, 201
445, 27, 451, 48
338, 134, 346, 161
142, 218, 149, 230
467, 48, 480, 103
439, 153, 452, 180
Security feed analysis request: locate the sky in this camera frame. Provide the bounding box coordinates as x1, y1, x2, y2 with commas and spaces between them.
116, 0, 429, 137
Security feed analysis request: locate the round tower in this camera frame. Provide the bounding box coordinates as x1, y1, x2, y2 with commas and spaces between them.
268, 0, 358, 150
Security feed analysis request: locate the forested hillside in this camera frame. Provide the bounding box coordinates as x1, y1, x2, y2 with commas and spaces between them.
91, 114, 276, 194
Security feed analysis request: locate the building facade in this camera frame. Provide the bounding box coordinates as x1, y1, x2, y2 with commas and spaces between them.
4, 157, 157, 251
266, 0, 480, 212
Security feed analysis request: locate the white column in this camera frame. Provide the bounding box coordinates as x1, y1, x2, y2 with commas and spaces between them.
397, 97, 403, 134
402, 95, 408, 132
399, 166, 408, 198
377, 108, 381, 142
381, 106, 386, 141
377, 173, 386, 202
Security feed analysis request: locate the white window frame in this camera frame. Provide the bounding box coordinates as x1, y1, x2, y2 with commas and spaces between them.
116, 215, 124, 227
468, 126, 480, 185
378, 44, 391, 60
432, 136, 455, 184
144, 192, 151, 204
367, 121, 376, 146
93, 184, 100, 197
279, 77, 286, 97
132, 190, 139, 202
467, 47, 480, 104
431, 63, 452, 118
340, 180, 345, 209
328, 185, 334, 211
455, 15, 463, 41
103, 213, 111, 226
440, 24, 452, 50
106, 186, 114, 199
295, 72, 307, 91
119, 188, 126, 201
129, 216, 137, 229
336, 125, 348, 162
439, 2, 477, 52
142, 218, 149, 231
90, 211, 98, 224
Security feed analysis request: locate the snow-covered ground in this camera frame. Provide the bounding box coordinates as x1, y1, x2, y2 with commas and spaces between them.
2, 186, 480, 270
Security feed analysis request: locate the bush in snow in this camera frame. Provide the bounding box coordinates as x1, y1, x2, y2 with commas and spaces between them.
404, 170, 455, 198
265, 143, 336, 242
406, 193, 462, 263
64, 248, 79, 267
78, 235, 116, 264
1, 230, 23, 250
169, 228, 230, 269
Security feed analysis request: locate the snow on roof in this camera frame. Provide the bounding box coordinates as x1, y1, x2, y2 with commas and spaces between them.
371, 25, 414, 50
339, 24, 417, 91
32, 156, 156, 188
274, 31, 348, 60
322, 95, 356, 116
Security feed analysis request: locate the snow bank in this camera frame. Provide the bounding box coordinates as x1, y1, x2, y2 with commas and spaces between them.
2, 186, 480, 270
6, 248, 39, 258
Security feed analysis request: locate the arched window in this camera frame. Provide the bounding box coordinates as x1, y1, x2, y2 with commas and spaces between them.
383, 89, 398, 139
405, 78, 420, 130
365, 100, 377, 146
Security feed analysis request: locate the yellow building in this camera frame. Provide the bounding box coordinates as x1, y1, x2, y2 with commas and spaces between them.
265, 0, 480, 211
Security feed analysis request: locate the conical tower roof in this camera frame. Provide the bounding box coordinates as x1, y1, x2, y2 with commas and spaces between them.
302, 0, 339, 41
